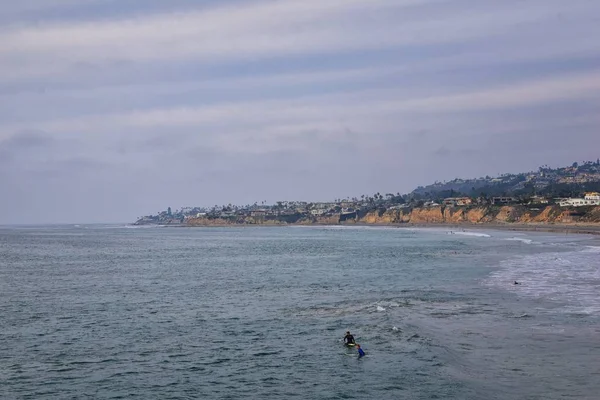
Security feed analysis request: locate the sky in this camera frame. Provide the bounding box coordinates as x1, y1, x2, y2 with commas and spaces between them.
1, 0, 599, 224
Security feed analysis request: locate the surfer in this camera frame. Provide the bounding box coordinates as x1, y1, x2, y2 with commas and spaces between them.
344, 331, 355, 345
356, 344, 365, 358
514, 281, 520, 285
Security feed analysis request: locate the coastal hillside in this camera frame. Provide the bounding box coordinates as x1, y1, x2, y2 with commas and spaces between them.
183, 205, 600, 226
410, 160, 600, 200
134, 160, 600, 227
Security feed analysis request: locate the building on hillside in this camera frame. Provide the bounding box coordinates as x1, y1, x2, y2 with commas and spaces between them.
528, 195, 549, 205
476, 196, 491, 205
492, 197, 518, 205
559, 196, 600, 207
443, 197, 472, 207
585, 192, 600, 201
277, 209, 297, 216
389, 204, 410, 210
310, 209, 328, 216
250, 210, 267, 217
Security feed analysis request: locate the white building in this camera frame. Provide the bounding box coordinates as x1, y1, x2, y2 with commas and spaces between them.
310, 209, 327, 216
585, 192, 600, 201
559, 194, 600, 207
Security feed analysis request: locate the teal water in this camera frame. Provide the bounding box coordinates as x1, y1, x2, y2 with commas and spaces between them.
1, 225, 599, 399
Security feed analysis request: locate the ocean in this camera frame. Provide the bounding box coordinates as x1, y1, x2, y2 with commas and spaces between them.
1, 225, 599, 399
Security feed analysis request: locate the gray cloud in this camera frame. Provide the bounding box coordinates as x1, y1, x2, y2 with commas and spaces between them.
0, 129, 56, 165
0, 0, 599, 224
2, 129, 54, 147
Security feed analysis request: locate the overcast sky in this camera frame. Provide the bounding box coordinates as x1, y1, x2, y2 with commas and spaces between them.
1, 0, 599, 224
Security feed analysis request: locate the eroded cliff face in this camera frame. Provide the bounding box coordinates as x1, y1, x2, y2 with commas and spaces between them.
296, 215, 341, 225
357, 206, 493, 224
441, 206, 491, 223
184, 205, 600, 226
359, 209, 398, 224
355, 205, 600, 225
580, 206, 600, 222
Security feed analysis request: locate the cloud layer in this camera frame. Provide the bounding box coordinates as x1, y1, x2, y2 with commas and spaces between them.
1, 0, 599, 223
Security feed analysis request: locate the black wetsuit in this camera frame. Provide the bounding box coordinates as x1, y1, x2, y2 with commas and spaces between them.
344, 334, 355, 345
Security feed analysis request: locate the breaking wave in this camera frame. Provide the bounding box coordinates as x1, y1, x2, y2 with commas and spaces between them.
505, 237, 534, 244
451, 231, 491, 238
484, 247, 600, 314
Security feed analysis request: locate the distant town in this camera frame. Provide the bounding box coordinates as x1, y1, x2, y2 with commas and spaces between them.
135, 160, 600, 226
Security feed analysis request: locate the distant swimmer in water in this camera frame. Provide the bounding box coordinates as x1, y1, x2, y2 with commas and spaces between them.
344, 331, 355, 345
356, 344, 365, 358
514, 281, 520, 285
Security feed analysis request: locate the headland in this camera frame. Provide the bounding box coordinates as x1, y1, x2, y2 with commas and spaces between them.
134, 160, 600, 234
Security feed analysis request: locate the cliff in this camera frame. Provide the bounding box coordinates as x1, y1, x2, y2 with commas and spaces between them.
183, 205, 600, 226
354, 205, 600, 225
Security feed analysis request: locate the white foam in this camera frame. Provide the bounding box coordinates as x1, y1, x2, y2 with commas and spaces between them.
505, 237, 534, 244
412, 227, 493, 238
314, 225, 399, 232
452, 231, 491, 238
376, 305, 386, 312
484, 247, 600, 315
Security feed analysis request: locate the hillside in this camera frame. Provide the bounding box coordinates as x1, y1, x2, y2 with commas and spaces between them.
134, 159, 600, 227
184, 205, 600, 226
409, 160, 600, 201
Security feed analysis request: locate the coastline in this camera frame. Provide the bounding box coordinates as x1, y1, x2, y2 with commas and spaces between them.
141, 204, 600, 232
399, 222, 600, 236
155, 221, 600, 236
321, 222, 600, 237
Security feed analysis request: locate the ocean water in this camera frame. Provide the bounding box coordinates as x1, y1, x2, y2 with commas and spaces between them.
1, 225, 599, 399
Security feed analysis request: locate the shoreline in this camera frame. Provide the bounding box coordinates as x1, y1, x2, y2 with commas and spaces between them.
151, 221, 600, 236
399, 223, 600, 236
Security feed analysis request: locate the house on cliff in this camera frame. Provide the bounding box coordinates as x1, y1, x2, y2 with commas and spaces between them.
559, 192, 600, 207
528, 195, 549, 205
492, 197, 518, 205
443, 197, 473, 207
585, 192, 600, 201
250, 209, 268, 217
